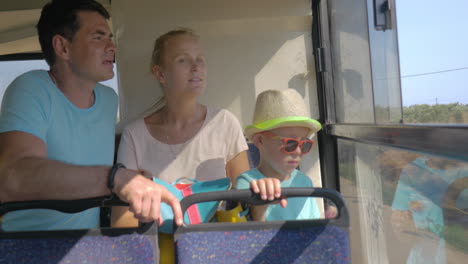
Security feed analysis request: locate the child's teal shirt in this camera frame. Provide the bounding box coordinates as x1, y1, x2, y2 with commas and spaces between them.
235, 168, 321, 221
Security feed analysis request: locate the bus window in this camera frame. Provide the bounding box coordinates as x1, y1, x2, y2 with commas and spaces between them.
338, 141, 468, 264
396, 0, 468, 124
324, 0, 468, 125
0, 59, 120, 114
0, 60, 48, 106
315, 0, 468, 263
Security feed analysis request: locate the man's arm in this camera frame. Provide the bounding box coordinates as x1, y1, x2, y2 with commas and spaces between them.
0, 131, 182, 224
0, 131, 110, 201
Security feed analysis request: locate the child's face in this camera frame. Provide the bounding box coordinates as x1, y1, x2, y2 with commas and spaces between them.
258, 126, 311, 177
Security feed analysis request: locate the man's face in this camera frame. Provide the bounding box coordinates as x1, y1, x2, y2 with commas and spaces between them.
66, 11, 115, 83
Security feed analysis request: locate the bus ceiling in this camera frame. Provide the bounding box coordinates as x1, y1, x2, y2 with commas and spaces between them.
0, 0, 111, 56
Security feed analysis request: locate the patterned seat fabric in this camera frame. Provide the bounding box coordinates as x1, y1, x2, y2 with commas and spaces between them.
1, 233, 157, 264
175, 188, 350, 264
176, 225, 349, 264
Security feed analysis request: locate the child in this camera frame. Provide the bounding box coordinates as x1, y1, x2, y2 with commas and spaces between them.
235, 89, 322, 221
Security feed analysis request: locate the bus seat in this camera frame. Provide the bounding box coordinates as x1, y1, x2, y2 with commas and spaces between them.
174, 188, 350, 264
247, 142, 260, 168
0, 197, 159, 264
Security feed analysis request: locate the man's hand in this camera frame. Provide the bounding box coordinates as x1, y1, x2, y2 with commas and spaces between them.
112, 169, 183, 226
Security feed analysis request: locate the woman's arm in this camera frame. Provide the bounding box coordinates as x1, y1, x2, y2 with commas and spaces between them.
226, 151, 250, 183
223, 109, 250, 183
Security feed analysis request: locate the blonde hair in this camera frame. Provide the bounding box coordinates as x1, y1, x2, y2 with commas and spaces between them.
146, 27, 199, 115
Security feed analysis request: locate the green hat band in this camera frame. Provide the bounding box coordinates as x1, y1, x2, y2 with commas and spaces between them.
246, 116, 322, 131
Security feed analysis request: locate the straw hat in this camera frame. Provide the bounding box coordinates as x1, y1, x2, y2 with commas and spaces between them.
244, 89, 322, 140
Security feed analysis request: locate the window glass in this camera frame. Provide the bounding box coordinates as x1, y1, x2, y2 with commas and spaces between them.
0, 60, 119, 107
329, 0, 468, 124
396, 0, 468, 124
366, 0, 402, 123
328, 0, 375, 123
339, 139, 468, 263
0, 60, 48, 104
328, 0, 403, 124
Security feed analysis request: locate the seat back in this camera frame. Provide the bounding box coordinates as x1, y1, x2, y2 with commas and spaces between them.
174, 188, 350, 264
0, 197, 159, 264
247, 142, 260, 168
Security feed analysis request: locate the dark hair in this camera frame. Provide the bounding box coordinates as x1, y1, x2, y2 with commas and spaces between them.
37, 0, 110, 66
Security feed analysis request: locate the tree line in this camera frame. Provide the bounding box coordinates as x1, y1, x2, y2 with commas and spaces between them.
403, 103, 468, 123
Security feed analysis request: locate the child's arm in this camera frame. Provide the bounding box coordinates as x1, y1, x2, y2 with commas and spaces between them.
249, 178, 288, 221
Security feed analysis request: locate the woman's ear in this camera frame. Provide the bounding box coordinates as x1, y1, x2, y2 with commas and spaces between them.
152, 65, 166, 86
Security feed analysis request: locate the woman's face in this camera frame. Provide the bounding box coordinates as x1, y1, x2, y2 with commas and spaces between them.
153, 34, 207, 98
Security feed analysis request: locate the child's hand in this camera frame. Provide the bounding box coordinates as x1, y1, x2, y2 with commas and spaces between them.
325, 204, 338, 219
250, 178, 287, 208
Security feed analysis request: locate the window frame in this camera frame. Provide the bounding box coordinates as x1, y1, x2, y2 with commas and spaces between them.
0, 52, 44, 61
312, 0, 339, 190
312, 0, 468, 191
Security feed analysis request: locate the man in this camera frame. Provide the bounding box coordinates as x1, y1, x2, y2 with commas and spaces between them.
0, 0, 182, 231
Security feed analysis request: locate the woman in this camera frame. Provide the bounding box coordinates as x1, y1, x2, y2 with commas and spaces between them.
112, 28, 249, 227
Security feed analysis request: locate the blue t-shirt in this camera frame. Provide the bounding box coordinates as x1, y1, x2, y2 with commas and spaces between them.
235, 168, 321, 221
0, 70, 118, 231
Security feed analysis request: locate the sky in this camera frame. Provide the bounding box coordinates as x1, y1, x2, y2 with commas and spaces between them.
0, 0, 466, 107
396, 0, 468, 106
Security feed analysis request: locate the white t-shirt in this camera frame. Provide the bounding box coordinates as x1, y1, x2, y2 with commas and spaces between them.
117, 107, 248, 183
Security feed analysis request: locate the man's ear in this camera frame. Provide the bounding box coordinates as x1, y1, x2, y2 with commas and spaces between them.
152, 65, 166, 86
52, 34, 70, 61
